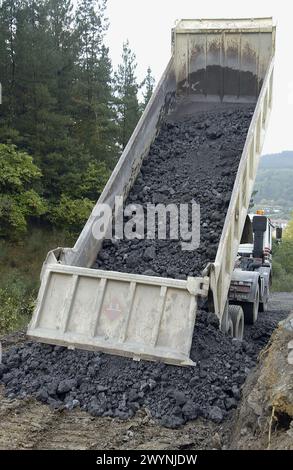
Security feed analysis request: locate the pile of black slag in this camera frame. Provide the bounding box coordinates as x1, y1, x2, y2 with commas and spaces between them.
0, 310, 287, 428
94, 103, 255, 278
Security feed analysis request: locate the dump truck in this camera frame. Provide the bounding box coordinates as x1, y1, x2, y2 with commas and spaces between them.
27, 18, 276, 366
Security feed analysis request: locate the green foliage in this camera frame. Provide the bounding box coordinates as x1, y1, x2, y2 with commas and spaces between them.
49, 195, 94, 232
74, 1, 117, 164
254, 168, 293, 208
272, 237, 293, 292
0, 288, 20, 334
0, 143, 41, 191
141, 66, 155, 111
0, 1, 144, 240
46, 159, 109, 232
40, 141, 93, 199
0, 195, 27, 237
0, 271, 36, 334
0, 144, 46, 238
284, 212, 293, 240
0, 228, 73, 334
114, 40, 141, 149
18, 189, 47, 217
76, 161, 110, 199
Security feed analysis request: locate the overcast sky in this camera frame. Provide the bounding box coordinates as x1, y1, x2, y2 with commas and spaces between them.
104, 0, 293, 155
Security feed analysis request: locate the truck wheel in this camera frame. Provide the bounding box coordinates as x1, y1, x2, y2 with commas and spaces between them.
259, 286, 269, 312
229, 305, 244, 340
242, 285, 259, 325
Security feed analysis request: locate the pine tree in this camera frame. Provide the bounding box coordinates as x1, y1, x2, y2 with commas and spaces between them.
74, 0, 116, 163
114, 40, 140, 149
75, 0, 107, 101
0, 0, 22, 131
141, 66, 155, 111
0, 0, 117, 234
47, 0, 75, 114
10, 0, 58, 154
90, 44, 118, 164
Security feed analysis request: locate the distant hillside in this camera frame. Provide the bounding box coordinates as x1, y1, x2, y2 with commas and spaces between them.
259, 151, 293, 169
253, 151, 293, 220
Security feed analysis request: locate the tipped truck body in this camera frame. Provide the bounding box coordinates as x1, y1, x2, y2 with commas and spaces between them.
27, 18, 276, 365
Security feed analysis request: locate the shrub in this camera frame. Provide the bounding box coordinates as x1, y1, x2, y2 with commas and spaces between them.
272, 239, 293, 292
48, 195, 94, 233
0, 287, 34, 334
0, 144, 46, 239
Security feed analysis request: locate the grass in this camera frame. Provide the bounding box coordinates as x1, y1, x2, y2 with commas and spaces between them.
0, 227, 74, 335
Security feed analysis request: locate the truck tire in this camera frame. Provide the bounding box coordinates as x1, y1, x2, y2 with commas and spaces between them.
229, 305, 244, 340
221, 301, 234, 337
259, 286, 269, 312
242, 285, 259, 325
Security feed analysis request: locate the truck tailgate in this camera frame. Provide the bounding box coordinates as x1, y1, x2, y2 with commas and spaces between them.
27, 263, 209, 366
